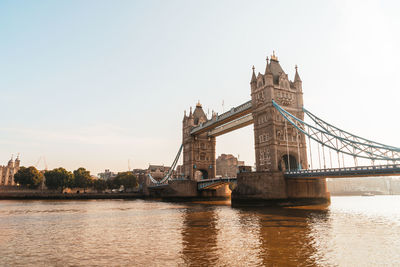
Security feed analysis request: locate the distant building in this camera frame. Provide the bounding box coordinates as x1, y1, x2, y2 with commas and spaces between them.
216, 154, 244, 178
147, 165, 171, 181
327, 177, 400, 195
98, 169, 117, 180
0, 155, 20, 186
176, 165, 184, 177
132, 168, 146, 176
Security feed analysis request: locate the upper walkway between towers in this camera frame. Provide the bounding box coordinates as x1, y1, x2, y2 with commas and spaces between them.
190, 100, 253, 136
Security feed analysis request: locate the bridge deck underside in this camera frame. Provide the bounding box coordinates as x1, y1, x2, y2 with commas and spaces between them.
147, 184, 170, 189
285, 165, 400, 179
197, 178, 237, 190
208, 114, 253, 137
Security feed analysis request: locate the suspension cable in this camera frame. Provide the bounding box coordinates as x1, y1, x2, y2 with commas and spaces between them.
297, 131, 301, 170
342, 152, 345, 168
285, 119, 291, 171
149, 144, 183, 184
308, 132, 313, 169
318, 142, 322, 169
352, 138, 358, 166
308, 128, 313, 169
321, 132, 326, 169
393, 151, 395, 165
273, 100, 400, 161
336, 138, 340, 168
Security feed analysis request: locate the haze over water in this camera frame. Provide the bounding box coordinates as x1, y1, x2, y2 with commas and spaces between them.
1, 196, 399, 266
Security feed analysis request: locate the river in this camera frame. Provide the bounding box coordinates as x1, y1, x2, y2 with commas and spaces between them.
0, 196, 399, 266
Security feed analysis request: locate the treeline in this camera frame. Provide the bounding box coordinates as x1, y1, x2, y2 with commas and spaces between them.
14, 166, 138, 193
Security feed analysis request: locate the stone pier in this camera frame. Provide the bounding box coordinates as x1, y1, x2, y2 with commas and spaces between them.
232, 172, 330, 206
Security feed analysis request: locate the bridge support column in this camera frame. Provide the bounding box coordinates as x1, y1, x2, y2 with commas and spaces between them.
199, 185, 231, 199
286, 178, 330, 203
231, 172, 330, 206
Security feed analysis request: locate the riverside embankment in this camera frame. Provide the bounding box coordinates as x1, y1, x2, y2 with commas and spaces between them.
0, 192, 145, 200
0, 187, 145, 200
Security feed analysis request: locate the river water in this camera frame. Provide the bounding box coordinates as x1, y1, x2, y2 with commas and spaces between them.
0, 196, 400, 266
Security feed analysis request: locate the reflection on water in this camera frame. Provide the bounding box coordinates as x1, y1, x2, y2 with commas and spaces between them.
0, 197, 400, 266
181, 206, 219, 266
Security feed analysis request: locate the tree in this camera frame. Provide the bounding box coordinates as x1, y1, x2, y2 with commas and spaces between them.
73, 167, 93, 192
14, 166, 43, 189
93, 179, 107, 192
113, 172, 138, 191
44, 168, 73, 193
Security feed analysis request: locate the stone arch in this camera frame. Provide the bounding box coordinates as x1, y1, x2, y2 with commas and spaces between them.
278, 154, 299, 171
194, 169, 209, 180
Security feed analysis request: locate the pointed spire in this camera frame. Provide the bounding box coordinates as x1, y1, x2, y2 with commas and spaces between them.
251, 65, 256, 83
265, 56, 272, 75
271, 50, 278, 61
189, 106, 193, 117
294, 65, 302, 82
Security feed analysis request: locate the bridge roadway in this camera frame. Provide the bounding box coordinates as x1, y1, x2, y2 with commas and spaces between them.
198, 164, 400, 189
285, 164, 400, 178
149, 164, 400, 190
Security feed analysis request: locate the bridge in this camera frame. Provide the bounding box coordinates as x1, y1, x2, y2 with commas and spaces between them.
285, 164, 400, 179
192, 163, 400, 191
146, 52, 400, 206
197, 177, 237, 190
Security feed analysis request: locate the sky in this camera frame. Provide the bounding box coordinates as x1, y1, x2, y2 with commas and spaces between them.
1, 0, 400, 175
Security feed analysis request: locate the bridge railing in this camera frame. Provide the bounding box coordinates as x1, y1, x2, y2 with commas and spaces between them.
285, 164, 400, 178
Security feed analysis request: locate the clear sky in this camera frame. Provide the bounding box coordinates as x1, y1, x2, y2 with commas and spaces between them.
1, 0, 400, 175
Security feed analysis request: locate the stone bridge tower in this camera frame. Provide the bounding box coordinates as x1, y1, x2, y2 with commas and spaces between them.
182, 102, 216, 180
233, 52, 328, 206
251, 52, 308, 173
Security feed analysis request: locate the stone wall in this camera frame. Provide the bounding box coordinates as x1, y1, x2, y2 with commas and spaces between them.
232, 171, 330, 206
286, 178, 329, 199
233, 171, 287, 201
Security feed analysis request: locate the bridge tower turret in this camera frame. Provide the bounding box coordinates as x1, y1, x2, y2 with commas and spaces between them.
182, 102, 216, 180
233, 52, 329, 206
251, 52, 308, 173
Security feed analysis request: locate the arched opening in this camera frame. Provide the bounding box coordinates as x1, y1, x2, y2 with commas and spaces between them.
278, 154, 299, 171
195, 169, 209, 180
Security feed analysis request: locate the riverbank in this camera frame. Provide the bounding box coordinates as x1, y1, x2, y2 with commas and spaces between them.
0, 192, 145, 200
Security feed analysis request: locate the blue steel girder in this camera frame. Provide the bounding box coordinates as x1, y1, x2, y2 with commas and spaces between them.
285, 164, 400, 178
272, 100, 400, 162
148, 144, 183, 185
